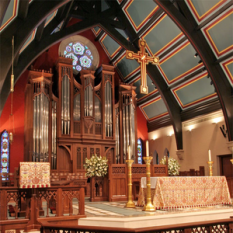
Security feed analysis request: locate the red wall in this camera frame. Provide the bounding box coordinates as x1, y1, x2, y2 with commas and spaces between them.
0, 71, 29, 172
0, 29, 112, 172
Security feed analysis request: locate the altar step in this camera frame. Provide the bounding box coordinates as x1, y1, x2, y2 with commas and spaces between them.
77, 201, 233, 229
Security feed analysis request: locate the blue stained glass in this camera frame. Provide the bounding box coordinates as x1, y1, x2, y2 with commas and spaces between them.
76, 65, 82, 71
63, 42, 93, 73
1, 130, 10, 176
66, 46, 72, 52
80, 56, 92, 68
137, 138, 142, 164
86, 50, 91, 56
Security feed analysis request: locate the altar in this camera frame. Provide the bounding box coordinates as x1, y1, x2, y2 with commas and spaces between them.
137, 176, 232, 209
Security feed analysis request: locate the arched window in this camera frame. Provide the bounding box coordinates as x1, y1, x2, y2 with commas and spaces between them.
137, 138, 143, 164
64, 42, 93, 72
1, 130, 10, 176
59, 35, 99, 75
153, 150, 159, 164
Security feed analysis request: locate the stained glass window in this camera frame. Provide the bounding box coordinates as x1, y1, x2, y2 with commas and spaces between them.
1, 130, 10, 177
137, 138, 142, 164
64, 42, 93, 73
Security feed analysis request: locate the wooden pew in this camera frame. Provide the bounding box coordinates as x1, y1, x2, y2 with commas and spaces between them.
179, 166, 205, 176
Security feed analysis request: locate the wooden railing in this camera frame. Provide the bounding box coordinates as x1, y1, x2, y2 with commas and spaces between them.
0, 186, 85, 224
108, 164, 167, 201
40, 217, 233, 233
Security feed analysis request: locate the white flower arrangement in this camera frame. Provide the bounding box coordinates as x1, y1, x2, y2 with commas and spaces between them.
160, 156, 180, 176
84, 154, 108, 177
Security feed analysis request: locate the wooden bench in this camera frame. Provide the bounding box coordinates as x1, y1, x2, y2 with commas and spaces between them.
179, 166, 205, 176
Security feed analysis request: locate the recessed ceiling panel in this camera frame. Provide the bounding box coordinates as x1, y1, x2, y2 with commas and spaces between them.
114, 55, 140, 80
44, 10, 57, 27
143, 14, 183, 56
0, 0, 19, 32
141, 97, 168, 121
202, 9, 232, 58
173, 72, 217, 109
131, 74, 157, 101
101, 0, 109, 11
159, 41, 203, 84
124, 0, 159, 31
116, 28, 128, 39
92, 26, 101, 36
20, 29, 37, 54
101, 34, 121, 58
185, 0, 229, 23
220, 57, 233, 87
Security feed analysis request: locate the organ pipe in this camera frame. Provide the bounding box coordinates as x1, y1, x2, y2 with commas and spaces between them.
32, 93, 49, 162
105, 81, 112, 137
61, 75, 70, 134
52, 101, 57, 169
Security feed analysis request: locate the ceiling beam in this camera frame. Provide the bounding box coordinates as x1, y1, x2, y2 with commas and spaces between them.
18, 0, 29, 19
0, 0, 69, 93
0, 0, 10, 26
99, 3, 183, 150
155, 0, 233, 141
35, 20, 46, 42
0, 18, 98, 116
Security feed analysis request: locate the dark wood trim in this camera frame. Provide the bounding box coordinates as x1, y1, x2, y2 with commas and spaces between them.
148, 115, 172, 132
18, 0, 29, 19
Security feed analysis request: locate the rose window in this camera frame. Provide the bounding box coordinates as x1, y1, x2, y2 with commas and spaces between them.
63, 42, 93, 72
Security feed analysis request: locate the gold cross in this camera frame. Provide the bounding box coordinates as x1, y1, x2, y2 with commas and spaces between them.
126, 39, 159, 94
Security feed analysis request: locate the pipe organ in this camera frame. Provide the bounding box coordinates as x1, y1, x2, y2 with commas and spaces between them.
115, 84, 137, 164
24, 57, 138, 173
24, 69, 53, 164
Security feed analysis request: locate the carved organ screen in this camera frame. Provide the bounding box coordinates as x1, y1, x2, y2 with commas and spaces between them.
24, 56, 138, 172
115, 84, 137, 164
24, 69, 53, 164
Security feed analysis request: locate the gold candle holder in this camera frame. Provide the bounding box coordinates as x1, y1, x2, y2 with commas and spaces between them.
125, 159, 136, 208
207, 161, 214, 176
143, 156, 155, 211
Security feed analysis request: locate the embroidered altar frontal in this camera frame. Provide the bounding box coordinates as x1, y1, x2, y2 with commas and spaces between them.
138, 176, 231, 209
19, 162, 50, 188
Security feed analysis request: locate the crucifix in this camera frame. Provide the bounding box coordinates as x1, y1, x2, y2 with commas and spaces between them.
126, 39, 159, 94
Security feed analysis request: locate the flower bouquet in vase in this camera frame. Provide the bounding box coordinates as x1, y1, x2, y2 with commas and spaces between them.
160, 156, 180, 176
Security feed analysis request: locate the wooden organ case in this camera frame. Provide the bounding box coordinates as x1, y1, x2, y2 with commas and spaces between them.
24, 57, 117, 174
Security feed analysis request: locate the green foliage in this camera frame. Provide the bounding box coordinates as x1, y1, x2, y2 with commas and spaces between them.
84, 154, 108, 177
160, 156, 180, 176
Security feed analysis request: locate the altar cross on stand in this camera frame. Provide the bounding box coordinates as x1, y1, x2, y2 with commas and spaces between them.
126, 39, 159, 94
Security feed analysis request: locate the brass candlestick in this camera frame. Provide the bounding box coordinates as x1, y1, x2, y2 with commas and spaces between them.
143, 156, 155, 211
207, 161, 214, 176
125, 159, 136, 208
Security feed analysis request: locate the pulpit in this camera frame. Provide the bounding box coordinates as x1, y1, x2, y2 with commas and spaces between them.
90, 176, 108, 202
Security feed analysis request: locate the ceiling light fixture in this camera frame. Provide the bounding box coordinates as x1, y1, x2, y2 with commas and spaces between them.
194, 52, 198, 58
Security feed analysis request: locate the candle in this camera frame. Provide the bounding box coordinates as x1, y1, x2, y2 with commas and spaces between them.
128, 145, 131, 160
208, 150, 211, 161
146, 140, 149, 157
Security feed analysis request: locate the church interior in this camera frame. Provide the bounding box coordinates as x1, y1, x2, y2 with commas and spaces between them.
0, 0, 232, 232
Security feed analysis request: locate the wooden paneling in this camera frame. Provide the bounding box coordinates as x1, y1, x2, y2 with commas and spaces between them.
57, 147, 72, 172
